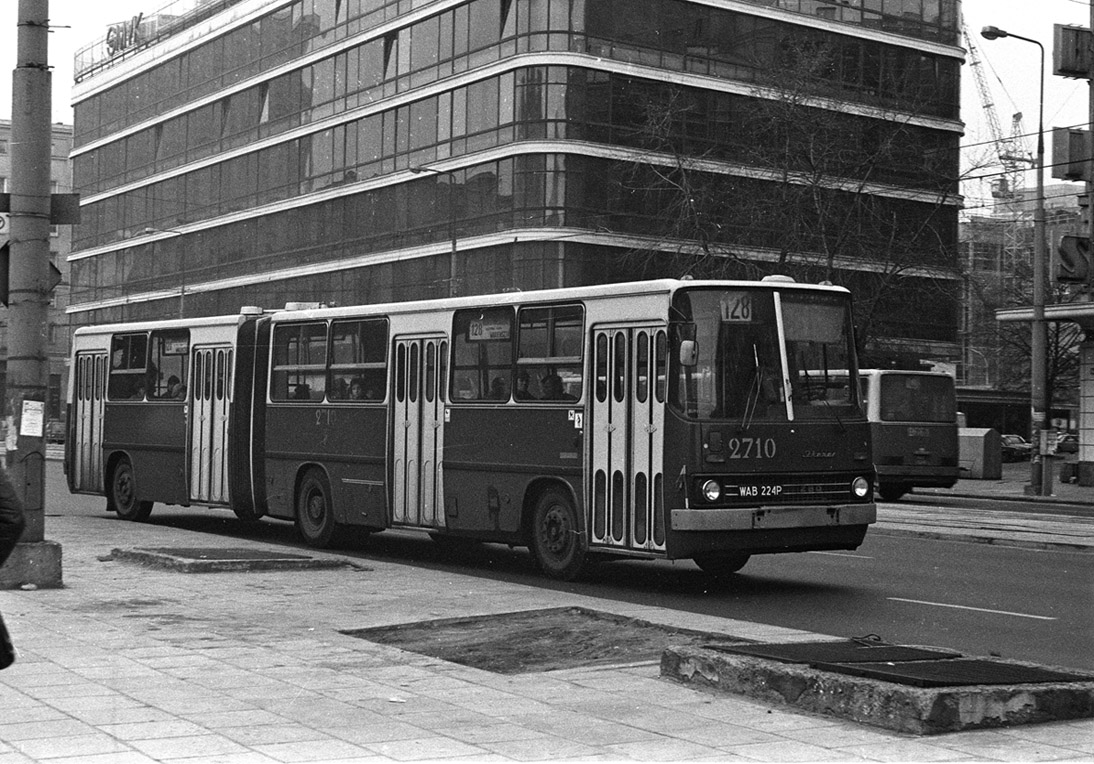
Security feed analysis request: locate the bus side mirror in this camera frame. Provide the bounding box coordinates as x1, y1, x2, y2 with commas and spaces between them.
679, 340, 698, 367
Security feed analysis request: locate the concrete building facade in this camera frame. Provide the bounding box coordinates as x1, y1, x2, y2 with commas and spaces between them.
67, 0, 963, 367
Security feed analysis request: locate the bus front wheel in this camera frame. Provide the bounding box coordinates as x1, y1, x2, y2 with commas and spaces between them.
530, 487, 587, 581
295, 468, 340, 548
109, 457, 153, 522
694, 553, 750, 577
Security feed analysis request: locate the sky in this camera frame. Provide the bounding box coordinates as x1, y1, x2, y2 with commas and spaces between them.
0, 0, 1090, 207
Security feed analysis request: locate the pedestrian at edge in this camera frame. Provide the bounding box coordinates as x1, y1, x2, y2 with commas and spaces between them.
0, 465, 26, 669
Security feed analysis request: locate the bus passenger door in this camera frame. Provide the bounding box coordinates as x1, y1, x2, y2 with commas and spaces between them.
392, 336, 446, 528
72, 352, 107, 493
590, 326, 667, 552
188, 346, 232, 505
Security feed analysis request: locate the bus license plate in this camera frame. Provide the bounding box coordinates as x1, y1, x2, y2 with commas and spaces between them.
735, 484, 784, 498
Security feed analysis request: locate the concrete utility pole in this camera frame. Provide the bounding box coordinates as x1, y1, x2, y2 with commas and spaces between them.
1, 0, 62, 588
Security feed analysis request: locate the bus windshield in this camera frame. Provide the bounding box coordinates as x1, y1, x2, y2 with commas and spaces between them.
671, 288, 860, 422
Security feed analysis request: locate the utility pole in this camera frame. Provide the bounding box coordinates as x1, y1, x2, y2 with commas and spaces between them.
1, 0, 62, 588
1089, 0, 1094, 277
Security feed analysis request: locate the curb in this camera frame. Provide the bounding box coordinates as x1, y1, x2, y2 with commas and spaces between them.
915, 488, 1094, 508
870, 525, 1094, 553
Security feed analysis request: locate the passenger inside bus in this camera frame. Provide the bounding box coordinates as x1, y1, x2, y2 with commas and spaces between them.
167, 375, 185, 399
330, 377, 349, 400
541, 374, 575, 401
489, 377, 509, 400
515, 370, 535, 400
350, 378, 371, 400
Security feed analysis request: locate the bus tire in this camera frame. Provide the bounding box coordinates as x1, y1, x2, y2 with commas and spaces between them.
694, 553, 750, 577
878, 483, 907, 502
529, 487, 587, 581
295, 468, 340, 548
109, 457, 153, 522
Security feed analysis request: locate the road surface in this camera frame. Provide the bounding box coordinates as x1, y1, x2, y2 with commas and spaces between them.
43, 462, 1094, 673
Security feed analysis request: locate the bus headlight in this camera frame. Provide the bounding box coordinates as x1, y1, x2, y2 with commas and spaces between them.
701, 480, 722, 502
851, 476, 870, 499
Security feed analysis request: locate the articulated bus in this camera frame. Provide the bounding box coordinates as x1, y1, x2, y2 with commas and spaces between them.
858, 369, 959, 501
65, 279, 876, 580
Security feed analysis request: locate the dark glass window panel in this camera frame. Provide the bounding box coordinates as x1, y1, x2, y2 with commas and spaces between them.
408, 96, 439, 152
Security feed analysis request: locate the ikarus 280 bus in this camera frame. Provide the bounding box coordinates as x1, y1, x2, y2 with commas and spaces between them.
66, 278, 876, 580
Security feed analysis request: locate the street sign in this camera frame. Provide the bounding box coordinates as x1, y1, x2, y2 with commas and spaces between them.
0, 213, 8, 247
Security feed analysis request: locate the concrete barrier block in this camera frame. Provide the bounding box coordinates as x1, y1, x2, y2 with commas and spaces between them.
0, 541, 63, 589
661, 645, 1094, 735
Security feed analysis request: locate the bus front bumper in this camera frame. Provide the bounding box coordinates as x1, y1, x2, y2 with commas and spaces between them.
670, 503, 876, 532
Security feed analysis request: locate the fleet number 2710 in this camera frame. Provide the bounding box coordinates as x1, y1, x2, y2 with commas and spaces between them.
727, 437, 776, 459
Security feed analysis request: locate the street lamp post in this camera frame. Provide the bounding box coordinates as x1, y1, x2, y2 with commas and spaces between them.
981, 26, 1051, 496
409, 166, 459, 297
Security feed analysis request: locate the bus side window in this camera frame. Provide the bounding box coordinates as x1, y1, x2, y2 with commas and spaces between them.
330, 318, 388, 402
148, 329, 189, 400
108, 333, 149, 400
271, 322, 327, 401
451, 307, 513, 401
517, 303, 584, 402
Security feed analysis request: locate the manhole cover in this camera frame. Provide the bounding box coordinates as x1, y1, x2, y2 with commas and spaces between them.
342, 607, 745, 674
711, 639, 961, 665
818, 659, 1094, 688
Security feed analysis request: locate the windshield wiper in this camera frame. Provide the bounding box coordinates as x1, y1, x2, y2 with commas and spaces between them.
740, 344, 763, 431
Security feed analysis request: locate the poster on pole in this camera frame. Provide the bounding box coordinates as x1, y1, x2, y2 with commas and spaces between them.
19, 400, 44, 438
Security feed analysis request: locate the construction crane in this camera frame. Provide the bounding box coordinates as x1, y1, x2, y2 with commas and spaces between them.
963, 27, 1033, 269
961, 27, 1035, 388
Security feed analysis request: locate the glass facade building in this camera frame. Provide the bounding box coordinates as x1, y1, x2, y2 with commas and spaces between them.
70, 0, 963, 356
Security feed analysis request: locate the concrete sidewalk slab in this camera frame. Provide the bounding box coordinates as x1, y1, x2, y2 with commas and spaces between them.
0, 510, 1091, 762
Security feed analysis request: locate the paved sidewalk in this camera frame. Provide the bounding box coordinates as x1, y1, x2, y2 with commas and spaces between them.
0, 500, 1092, 763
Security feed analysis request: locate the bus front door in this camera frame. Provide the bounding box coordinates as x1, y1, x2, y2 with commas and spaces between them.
188, 346, 232, 505
392, 336, 446, 528
72, 352, 108, 493
590, 326, 668, 552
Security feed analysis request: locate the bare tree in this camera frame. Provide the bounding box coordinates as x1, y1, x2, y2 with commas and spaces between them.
964, 251, 1082, 412
608, 40, 978, 367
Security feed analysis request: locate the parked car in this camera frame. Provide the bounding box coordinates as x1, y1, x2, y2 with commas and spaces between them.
45, 419, 66, 444
1001, 434, 1032, 462
1056, 432, 1079, 454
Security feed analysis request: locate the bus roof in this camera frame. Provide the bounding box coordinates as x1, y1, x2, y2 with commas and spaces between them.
69, 278, 852, 334
71, 310, 258, 337
267, 278, 851, 323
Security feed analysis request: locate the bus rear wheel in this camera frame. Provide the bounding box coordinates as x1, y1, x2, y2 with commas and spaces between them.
295, 468, 340, 548
530, 487, 587, 581
694, 553, 751, 577
109, 457, 153, 522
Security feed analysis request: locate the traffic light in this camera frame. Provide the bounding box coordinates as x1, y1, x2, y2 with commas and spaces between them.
0, 193, 75, 305
1057, 235, 1093, 283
